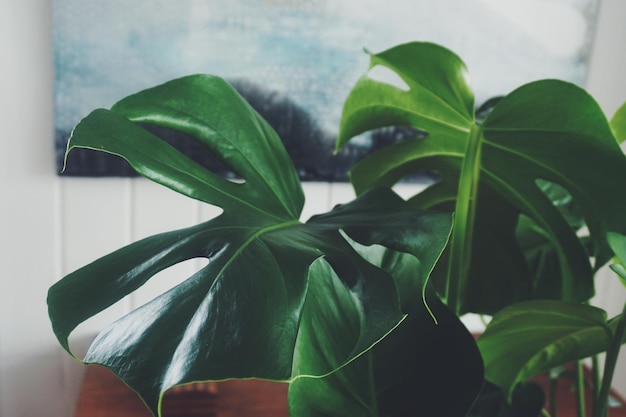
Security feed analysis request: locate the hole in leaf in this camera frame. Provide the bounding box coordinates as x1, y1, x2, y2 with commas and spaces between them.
141, 123, 245, 183
130, 257, 210, 309
69, 257, 210, 357
367, 65, 410, 92
392, 177, 439, 200
535, 179, 586, 232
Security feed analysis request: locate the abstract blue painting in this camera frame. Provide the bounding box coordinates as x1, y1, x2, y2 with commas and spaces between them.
53, 0, 599, 179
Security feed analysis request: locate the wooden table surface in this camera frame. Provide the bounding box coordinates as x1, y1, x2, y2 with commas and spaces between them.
75, 364, 626, 417
74, 365, 288, 417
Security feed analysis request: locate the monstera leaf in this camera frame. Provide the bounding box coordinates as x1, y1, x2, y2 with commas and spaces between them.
48, 75, 455, 416
477, 300, 613, 396
289, 246, 484, 417
337, 42, 626, 314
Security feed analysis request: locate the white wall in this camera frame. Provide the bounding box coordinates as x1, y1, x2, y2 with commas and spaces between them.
1, 1, 625, 416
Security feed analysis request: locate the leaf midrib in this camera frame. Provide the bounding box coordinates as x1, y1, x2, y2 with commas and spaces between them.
352, 100, 472, 135
213, 219, 302, 289
368, 54, 474, 125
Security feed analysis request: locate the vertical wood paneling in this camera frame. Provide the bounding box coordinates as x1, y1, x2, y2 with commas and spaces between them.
301, 182, 332, 221
60, 178, 134, 355
55, 177, 132, 415
0, 1, 69, 416
329, 182, 356, 206
57, 178, 134, 416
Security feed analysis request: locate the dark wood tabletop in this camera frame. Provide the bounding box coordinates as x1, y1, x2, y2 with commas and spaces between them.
74, 363, 626, 417
74, 365, 288, 417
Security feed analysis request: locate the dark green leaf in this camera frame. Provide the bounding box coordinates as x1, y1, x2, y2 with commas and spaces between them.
289, 247, 483, 417
338, 42, 626, 314
468, 380, 545, 417
477, 300, 612, 396
49, 75, 454, 416
337, 42, 473, 193
65, 75, 303, 219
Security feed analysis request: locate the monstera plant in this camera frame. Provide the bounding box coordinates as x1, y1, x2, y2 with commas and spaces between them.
48, 73, 482, 416
48, 42, 626, 417
337, 42, 626, 416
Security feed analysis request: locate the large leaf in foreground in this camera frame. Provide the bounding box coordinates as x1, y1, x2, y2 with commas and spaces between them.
337, 42, 626, 314
477, 300, 612, 396
289, 242, 483, 417
48, 75, 453, 416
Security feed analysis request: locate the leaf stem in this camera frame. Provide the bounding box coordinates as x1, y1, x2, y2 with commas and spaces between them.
367, 351, 379, 417
591, 355, 601, 414
549, 368, 559, 417
593, 298, 626, 417
575, 360, 587, 417
446, 123, 482, 314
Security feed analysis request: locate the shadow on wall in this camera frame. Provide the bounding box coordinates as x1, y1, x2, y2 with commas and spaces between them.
56, 79, 429, 182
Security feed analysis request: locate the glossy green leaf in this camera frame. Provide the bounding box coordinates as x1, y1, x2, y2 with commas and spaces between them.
49, 75, 454, 417
289, 247, 483, 417
65, 74, 303, 219
338, 42, 626, 314
611, 101, 626, 143
337, 42, 473, 187
477, 300, 612, 396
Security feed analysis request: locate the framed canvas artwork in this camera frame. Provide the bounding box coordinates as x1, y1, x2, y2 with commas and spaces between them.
53, 0, 599, 181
